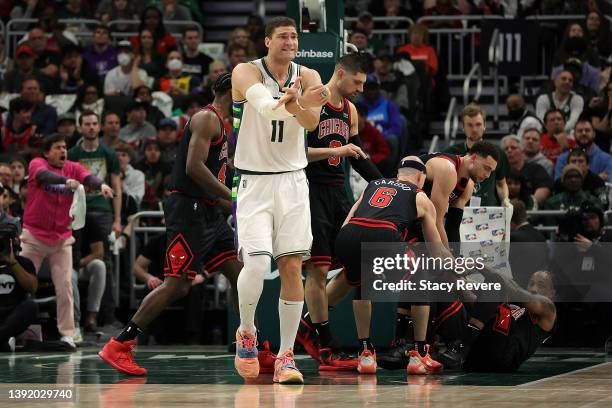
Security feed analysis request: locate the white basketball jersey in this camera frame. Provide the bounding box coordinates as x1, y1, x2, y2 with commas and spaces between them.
233, 58, 307, 172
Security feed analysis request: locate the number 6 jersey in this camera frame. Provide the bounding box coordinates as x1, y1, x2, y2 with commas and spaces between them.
351, 178, 420, 232
233, 58, 307, 173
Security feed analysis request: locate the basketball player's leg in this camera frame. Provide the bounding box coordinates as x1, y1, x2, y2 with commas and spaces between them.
302, 263, 329, 357
233, 172, 275, 379
271, 171, 312, 384
99, 193, 211, 376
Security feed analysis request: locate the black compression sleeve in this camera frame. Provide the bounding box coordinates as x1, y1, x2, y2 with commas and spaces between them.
445, 207, 464, 247
349, 135, 383, 182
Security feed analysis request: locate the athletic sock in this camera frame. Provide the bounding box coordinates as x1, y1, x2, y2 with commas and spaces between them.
116, 320, 143, 343
278, 299, 304, 355
395, 314, 413, 343
313, 321, 332, 347
302, 311, 312, 325
415, 340, 427, 357
359, 338, 375, 353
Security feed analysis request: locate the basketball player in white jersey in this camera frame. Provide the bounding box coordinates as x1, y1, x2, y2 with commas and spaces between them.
231, 16, 332, 384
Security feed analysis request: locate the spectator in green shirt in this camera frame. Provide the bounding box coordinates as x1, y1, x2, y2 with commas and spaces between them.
68, 110, 123, 239
544, 164, 603, 214
445, 103, 510, 207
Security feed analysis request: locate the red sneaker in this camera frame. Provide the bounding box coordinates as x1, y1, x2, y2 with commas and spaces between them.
98, 338, 147, 376
318, 348, 358, 371
295, 318, 321, 362
407, 345, 443, 375
357, 349, 377, 374
258, 340, 277, 373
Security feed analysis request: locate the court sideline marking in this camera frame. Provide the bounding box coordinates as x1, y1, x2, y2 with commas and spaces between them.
516, 361, 612, 387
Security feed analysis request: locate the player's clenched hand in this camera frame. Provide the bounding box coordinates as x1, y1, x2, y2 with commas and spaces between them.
333, 143, 368, 159
299, 84, 331, 108
273, 76, 302, 110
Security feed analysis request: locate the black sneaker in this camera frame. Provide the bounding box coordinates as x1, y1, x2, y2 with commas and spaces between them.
377, 339, 413, 370
435, 340, 469, 370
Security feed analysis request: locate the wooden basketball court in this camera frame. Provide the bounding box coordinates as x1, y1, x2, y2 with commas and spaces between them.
1, 346, 611, 407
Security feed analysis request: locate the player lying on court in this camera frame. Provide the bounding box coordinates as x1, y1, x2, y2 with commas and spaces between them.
297, 52, 385, 371
98, 74, 258, 376
318, 156, 453, 374
432, 269, 556, 372
380, 141, 500, 372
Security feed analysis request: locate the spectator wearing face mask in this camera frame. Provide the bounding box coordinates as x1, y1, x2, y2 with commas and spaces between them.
104, 41, 154, 96
157, 51, 200, 98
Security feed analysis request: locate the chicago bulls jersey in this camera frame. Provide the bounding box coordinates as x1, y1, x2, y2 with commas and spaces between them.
169, 104, 228, 199
351, 178, 419, 232
306, 99, 352, 185
420, 153, 468, 203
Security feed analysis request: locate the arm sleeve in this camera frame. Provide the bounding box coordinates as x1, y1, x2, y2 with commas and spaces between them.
349, 135, 383, 182
445, 207, 463, 254
245, 83, 295, 120
36, 169, 68, 185
83, 175, 103, 190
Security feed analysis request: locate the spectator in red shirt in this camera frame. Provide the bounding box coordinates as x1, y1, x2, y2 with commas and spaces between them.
130, 6, 177, 55
2, 97, 36, 156
396, 23, 439, 78
356, 102, 390, 171
540, 108, 576, 164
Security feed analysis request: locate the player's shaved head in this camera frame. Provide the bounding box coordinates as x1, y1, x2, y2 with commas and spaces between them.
398, 156, 426, 187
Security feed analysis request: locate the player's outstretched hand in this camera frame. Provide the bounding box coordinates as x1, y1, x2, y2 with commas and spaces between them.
334, 143, 368, 159
300, 84, 331, 108
273, 76, 302, 110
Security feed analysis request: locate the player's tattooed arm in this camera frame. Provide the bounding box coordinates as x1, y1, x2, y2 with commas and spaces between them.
186, 110, 232, 201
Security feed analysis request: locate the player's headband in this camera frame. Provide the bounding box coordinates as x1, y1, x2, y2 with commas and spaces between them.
398, 159, 426, 173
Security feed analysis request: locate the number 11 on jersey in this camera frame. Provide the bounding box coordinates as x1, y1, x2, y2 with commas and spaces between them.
271, 120, 284, 143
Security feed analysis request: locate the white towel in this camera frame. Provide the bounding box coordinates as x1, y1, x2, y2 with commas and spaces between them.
70, 185, 87, 230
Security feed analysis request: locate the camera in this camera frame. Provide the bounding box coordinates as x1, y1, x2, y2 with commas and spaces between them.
557, 202, 604, 242
557, 209, 582, 241
0, 223, 17, 257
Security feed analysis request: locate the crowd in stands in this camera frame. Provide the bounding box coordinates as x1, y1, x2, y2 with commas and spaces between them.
0, 0, 611, 350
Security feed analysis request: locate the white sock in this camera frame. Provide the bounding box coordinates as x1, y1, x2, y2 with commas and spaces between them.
237, 255, 269, 333
278, 299, 304, 355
